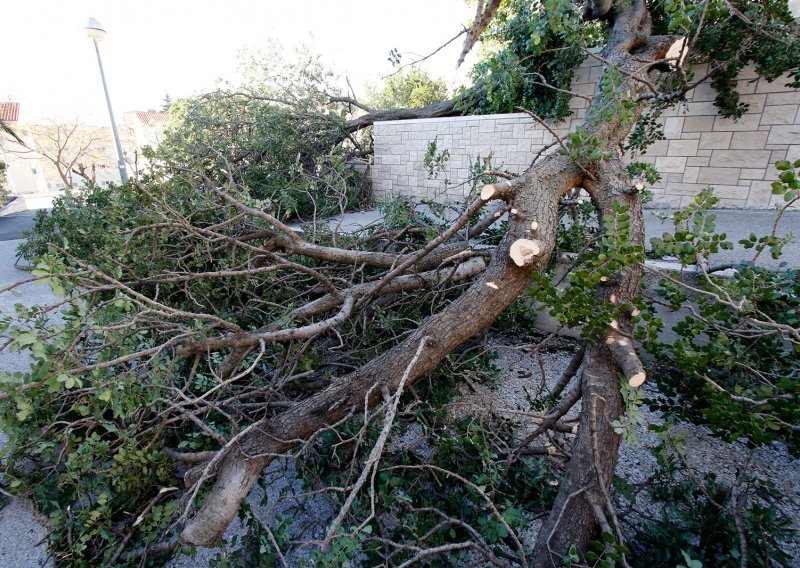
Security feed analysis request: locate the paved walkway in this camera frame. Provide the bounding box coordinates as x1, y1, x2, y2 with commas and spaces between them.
644, 209, 799, 269
0, 212, 36, 242
0, 240, 53, 568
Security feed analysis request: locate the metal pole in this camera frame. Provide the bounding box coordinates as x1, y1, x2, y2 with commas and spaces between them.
92, 39, 128, 184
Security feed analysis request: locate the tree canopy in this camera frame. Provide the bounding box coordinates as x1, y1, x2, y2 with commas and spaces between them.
367, 68, 450, 110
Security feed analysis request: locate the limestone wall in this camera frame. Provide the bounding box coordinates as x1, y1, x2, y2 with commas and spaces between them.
372, 58, 800, 209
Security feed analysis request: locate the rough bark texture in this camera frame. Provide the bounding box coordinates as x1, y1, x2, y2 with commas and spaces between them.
459, 0, 503, 67
344, 99, 459, 132
533, 1, 677, 562
533, 159, 645, 565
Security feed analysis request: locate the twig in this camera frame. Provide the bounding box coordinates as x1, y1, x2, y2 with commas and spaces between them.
384, 463, 528, 566
323, 336, 430, 546
108, 487, 178, 565
384, 29, 468, 78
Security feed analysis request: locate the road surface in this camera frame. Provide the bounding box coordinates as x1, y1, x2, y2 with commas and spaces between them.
0, 212, 37, 242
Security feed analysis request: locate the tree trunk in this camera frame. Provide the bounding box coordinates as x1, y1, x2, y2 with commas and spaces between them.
181, 155, 584, 547
533, 1, 681, 561
180, 0, 681, 555
532, 158, 645, 564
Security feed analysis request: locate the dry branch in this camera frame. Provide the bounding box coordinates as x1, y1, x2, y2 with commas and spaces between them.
323, 337, 430, 546
458, 0, 503, 67
480, 179, 523, 202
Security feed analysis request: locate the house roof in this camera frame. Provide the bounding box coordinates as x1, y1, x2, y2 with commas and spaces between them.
0, 102, 20, 122
130, 110, 170, 127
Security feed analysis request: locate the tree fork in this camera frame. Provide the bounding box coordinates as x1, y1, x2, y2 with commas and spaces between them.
532, 159, 644, 562
182, 0, 679, 551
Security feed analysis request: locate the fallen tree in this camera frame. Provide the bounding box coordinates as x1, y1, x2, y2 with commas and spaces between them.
1, 0, 799, 565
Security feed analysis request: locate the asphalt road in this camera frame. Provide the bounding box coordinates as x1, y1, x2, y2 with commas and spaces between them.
0, 239, 54, 568
0, 212, 37, 242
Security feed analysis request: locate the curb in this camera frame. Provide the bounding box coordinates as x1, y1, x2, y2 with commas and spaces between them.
0, 196, 23, 217
0, 194, 58, 217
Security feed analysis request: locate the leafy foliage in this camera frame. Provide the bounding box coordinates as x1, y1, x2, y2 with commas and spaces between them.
653, 0, 800, 118
462, 0, 600, 120
530, 202, 646, 342
645, 172, 800, 453
627, 427, 793, 567
145, 46, 369, 221
367, 68, 449, 109
1, 187, 495, 564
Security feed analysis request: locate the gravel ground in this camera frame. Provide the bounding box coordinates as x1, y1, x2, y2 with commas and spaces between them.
474, 333, 800, 562
167, 458, 335, 567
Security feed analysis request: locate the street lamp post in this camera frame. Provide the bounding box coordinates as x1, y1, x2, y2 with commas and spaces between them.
85, 17, 128, 184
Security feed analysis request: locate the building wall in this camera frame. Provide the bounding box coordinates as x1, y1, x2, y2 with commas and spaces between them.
123, 111, 170, 150
372, 58, 800, 209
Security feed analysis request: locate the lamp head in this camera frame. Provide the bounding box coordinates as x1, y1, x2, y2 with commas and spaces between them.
85, 17, 106, 42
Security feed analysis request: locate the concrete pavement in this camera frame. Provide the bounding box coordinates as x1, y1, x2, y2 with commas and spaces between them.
0, 239, 54, 568
0, 212, 36, 242
644, 209, 800, 269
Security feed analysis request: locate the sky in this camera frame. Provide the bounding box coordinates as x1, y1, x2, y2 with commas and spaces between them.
3, 0, 478, 124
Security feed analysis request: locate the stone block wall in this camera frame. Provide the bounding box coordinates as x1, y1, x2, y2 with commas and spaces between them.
372, 57, 800, 209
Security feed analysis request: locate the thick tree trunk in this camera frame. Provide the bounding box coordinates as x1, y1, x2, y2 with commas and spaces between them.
344, 99, 460, 132
532, 158, 645, 565
181, 155, 583, 547
533, 1, 681, 561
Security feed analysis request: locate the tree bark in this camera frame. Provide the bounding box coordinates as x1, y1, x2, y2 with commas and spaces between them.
532, 157, 645, 565
533, 1, 680, 562
181, 154, 584, 547
344, 99, 459, 132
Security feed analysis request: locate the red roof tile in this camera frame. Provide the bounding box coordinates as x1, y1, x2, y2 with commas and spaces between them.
132, 110, 169, 127
0, 102, 20, 122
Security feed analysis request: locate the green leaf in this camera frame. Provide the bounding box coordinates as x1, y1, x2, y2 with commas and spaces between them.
16, 332, 36, 347
15, 400, 32, 421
